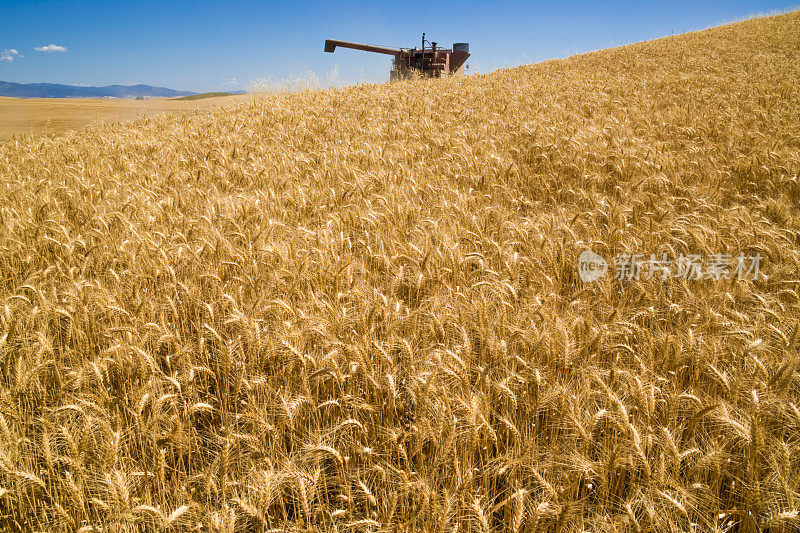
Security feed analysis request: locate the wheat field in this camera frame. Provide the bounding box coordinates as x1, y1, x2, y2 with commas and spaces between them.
0, 11, 799, 533
0, 94, 260, 142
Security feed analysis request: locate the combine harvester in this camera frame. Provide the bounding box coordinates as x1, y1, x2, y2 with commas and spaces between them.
324, 33, 470, 81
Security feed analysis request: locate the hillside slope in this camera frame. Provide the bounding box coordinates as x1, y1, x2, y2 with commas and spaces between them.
1, 11, 799, 532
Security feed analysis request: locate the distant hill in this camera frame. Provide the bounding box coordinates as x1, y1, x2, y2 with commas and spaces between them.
0, 80, 197, 98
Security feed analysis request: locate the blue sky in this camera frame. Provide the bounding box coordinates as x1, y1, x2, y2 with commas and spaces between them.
0, 0, 797, 92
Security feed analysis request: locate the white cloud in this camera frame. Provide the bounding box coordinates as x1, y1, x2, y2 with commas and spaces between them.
222, 77, 239, 86
35, 44, 67, 53
1, 49, 21, 62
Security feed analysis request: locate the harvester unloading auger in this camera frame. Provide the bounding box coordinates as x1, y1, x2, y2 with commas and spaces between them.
324, 33, 470, 81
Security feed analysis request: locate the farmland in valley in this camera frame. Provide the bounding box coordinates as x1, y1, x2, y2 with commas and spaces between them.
0, 93, 258, 141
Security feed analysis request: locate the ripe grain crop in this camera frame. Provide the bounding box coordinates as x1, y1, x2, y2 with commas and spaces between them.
0, 94, 260, 142
1, 11, 799, 532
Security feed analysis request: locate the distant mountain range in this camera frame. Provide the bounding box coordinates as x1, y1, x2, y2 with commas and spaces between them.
0, 80, 236, 99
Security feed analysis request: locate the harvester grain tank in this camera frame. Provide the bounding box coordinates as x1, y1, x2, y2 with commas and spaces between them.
324, 33, 470, 81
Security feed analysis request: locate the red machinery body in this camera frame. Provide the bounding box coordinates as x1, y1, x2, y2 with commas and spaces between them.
324, 33, 470, 81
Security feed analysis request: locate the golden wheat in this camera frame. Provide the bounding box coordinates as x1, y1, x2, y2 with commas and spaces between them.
0, 10, 799, 533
